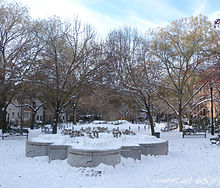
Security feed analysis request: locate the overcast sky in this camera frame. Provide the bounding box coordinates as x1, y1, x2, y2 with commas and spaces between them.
13, 0, 220, 35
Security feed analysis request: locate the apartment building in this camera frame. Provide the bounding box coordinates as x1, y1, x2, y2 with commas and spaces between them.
193, 84, 219, 120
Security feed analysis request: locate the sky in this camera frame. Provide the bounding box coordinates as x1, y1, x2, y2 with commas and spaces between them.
10, 0, 220, 36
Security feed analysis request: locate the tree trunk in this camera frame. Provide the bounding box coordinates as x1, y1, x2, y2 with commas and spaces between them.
73, 105, 77, 125
20, 118, 23, 129
156, 112, 160, 123
148, 113, 155, 135
52, 112, 59, 134
43, 106, 46, 126
145, 96, 155, 135
178, 110, 183, 132
0, 109, 7, 133
31, 111, 36, 130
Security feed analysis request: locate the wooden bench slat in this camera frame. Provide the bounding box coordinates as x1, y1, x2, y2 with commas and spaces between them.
182, 128, 206, 138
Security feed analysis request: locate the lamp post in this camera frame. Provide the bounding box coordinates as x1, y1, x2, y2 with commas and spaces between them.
73, 103, 77, 125
209, 82, 214, 135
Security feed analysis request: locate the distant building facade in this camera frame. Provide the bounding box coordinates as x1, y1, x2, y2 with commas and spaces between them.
6, 99, 44, 127
193, 84, 219, 120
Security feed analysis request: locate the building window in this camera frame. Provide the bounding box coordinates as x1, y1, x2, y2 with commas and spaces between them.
37, 115, 39, 120
12, 112, 15, 119
23, 111, 30, 119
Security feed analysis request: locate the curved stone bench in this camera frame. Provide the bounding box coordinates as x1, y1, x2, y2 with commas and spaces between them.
67, 147, 121, 167
48, 145, 70, 161
26, 140, 53, 157
139, 140, 168, 156
121, 146, 141, 160
25, 138, 169, 167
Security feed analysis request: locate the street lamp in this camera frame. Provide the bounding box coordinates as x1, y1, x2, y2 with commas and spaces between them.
209, 82, 214, 135
73, 103, 77, 125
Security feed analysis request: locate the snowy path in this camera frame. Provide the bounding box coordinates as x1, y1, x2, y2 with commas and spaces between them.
0, 129, 220, 188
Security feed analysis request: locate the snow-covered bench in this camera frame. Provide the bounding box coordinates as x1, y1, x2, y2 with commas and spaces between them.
182, 128, 206, 138
210, 136, 220, 144
1, 128, 29, 140
161, 123, 178, 132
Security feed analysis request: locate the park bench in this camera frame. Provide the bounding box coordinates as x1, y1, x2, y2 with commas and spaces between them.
161, 123, 178, 132
61, 129, 72, 135
182, 128, 206, 138
1, 128, 29, 140
210, 136, 220, 144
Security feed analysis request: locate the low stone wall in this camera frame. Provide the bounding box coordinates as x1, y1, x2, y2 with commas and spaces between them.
121, 146, 141, 160
25, 140, 53, 157
67, 148, 121, 167
139, 141, 168, 156
25, 139, 169, 167
48, 145, 70, 161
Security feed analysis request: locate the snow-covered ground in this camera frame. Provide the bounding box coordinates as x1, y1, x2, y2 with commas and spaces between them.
1, 122, 220, 188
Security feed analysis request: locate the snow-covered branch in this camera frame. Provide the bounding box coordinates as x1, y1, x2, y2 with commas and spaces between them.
157, 94, 179, 115
182, 82, 207, 110
58, 94, 78, 112
12, 102, 46, 112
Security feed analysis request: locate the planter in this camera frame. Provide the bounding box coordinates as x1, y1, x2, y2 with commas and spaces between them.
25, 135, 169, 167
48, 144, 70, 161
67, 147, 121, 167
139, 140, 168, 156
25, 140, 53, 157
121, 146, 141, 160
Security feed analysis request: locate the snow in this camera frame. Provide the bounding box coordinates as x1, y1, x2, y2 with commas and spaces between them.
31, 121, 165, 149
1, 122, 220, 188
31, 132, 165, 149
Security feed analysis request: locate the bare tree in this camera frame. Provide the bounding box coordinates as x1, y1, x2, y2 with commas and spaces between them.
0, 1, 40, 132
35, 17, 102, 133
149, 15, 214, 131
105, 28, 162, 135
